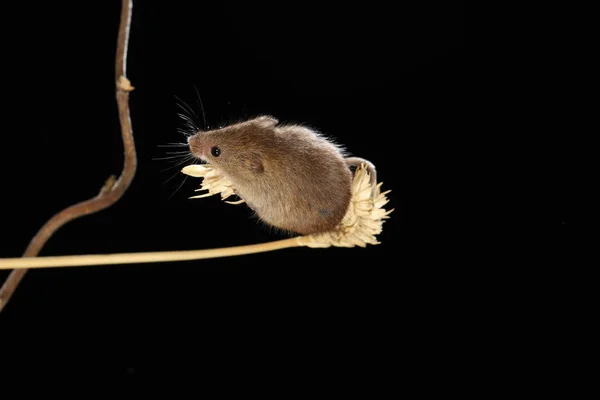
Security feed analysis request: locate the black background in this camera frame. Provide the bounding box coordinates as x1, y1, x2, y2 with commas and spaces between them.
0, 0, 574, 379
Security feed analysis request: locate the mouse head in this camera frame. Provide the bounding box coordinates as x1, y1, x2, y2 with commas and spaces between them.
188, 115, 278, 179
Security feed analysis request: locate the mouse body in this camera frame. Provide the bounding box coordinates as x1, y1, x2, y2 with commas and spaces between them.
187, 116, 354, 235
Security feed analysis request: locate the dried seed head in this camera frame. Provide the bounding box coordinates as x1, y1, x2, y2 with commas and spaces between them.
181, 162, 393, 247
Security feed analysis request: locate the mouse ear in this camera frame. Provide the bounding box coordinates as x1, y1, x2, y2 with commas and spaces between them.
255, 115, 278, 129
243, 154, 264, 173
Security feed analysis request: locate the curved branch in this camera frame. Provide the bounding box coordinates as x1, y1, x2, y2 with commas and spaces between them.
0, 0, 137, 313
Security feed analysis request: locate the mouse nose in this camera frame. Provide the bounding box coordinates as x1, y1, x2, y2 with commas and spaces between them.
188, 135, 206, 157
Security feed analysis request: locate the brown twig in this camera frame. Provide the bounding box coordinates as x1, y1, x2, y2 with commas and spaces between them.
0, 0, 137, 313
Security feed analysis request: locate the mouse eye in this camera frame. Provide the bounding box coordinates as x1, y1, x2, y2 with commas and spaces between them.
211, 146, 221, 157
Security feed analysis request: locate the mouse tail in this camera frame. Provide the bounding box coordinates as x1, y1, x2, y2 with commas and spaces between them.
345, 157, 377, 187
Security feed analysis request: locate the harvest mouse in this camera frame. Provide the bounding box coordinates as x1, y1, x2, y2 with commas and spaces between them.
187, 115, 376, 235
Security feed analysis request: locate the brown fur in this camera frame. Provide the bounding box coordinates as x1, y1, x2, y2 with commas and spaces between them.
188, 116, 353, 235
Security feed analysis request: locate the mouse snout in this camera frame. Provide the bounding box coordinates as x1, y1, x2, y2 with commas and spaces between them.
188, 135, 208, 158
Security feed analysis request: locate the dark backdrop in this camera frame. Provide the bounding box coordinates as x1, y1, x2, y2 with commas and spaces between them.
0, 0, 534, 378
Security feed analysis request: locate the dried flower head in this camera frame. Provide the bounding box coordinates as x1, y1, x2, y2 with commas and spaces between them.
181, 162, 393, 248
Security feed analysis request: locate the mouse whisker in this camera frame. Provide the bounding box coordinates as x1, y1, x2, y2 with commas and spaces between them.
160, 157, 192, 179
177, 114, 199, 131
159, 154, 196, 173
193, 84, 208, 129
188, 155, 203, 165
160, 158, 193, 168
174, 95, 199, 120
177, 112, 196, 124
176, 127, 193, 133
177, 124, 199, 135
166, 174, 189, 201
176, 128, 196, 136
152, 154, 191, 161
157, 143, 188, 148
153, 150, 192, 164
